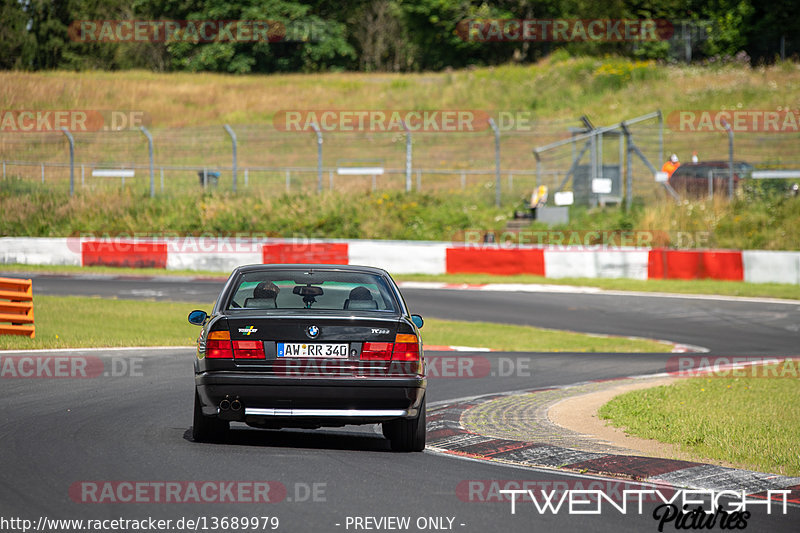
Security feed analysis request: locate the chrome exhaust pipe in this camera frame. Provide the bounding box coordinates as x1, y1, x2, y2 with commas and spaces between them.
230, 399, 242, 411
219, 398, 231, 411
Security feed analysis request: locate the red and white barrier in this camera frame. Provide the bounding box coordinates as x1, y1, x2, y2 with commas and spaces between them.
0, 237, 798, 285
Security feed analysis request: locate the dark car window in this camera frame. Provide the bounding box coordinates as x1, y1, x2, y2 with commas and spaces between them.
227, 269, 398, 312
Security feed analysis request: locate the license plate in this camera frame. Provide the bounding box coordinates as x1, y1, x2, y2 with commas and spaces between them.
277, 343, 349, 358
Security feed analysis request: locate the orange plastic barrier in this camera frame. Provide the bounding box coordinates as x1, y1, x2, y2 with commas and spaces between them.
0, 277, 35, 338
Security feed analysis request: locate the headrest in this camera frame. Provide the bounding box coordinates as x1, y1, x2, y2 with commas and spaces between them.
253, 281, 280, 299
348, 286, 372, 301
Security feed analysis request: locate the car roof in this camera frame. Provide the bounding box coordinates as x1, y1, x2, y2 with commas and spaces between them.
232, 264, 391, 277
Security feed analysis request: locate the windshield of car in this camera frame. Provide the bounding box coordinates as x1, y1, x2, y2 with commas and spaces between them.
227, 269, 399, 312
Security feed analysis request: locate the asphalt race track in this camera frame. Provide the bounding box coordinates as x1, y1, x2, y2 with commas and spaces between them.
1, 274, 798, 532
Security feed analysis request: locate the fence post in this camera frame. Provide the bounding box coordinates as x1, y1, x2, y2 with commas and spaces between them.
139, 126, 155, 198
402, 121, 412, 193
488, 118, 501, 207
624, 129, 633, 211
708, 170, 714, 199
657, 110, 664, 174
2, 161, 5, 180
41, 163, 44, 184
223, 124, 237, 192
589, 132, 597, 207
329, 169, 334, 191
310, 122, 322, 193
60, 127, 75, 197
721, 118, 734, 198
81, 164, 85, 188
244, 168, 249, 187
416, 170, 421, 191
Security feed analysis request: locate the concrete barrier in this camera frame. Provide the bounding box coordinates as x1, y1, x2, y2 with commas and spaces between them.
263, 242, 348, 265
165, 238, 263, 272
349, 241, 446, 274
742, 250, 800, 284
0, 237, 797, 286
82, 240, 167, 268
446, 246, 545, 276
0, 237, 79, 266
544, 249, 649, 280
648, 249, 743, 281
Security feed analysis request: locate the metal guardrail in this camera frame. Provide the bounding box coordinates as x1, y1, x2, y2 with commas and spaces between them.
0, 277, 35, 338
751, 170, 800, 179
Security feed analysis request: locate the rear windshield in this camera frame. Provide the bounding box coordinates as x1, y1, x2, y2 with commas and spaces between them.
227, 269, 398, 312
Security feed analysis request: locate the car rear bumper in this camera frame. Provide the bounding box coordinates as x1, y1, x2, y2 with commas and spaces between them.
196, 371, 426, 424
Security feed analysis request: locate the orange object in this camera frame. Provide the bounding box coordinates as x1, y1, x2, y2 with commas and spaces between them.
661, 160, 680, 177
0, 277, 35, 338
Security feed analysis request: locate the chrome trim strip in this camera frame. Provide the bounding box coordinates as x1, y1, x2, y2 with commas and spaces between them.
244, 408, 407, 417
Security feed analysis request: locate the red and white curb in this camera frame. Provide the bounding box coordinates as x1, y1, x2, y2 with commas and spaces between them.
3, 237, 800, 285
426, 361, 800, 503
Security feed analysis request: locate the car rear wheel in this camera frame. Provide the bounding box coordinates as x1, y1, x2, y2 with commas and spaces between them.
384, 395, 426, 452
192, 389, 229, 442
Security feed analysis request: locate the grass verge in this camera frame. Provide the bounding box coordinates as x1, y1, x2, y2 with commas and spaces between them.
0, 295, 669, 352
421, 318, 669, 353
598, 366, 800, 476
0, 295, 209, 350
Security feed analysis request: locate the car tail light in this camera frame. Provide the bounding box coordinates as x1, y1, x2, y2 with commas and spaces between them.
392, 334, 420, 361
361, 342, 393, 361
233, 340, 266, 359
206, 330, 233, 359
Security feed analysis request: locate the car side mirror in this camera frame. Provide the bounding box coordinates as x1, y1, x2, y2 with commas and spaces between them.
188, 310, 208, 326
411, 314, 424, 329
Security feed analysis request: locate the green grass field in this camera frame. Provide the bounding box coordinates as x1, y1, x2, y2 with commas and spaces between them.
598, 365, 800, 476
0, 295, 668, 352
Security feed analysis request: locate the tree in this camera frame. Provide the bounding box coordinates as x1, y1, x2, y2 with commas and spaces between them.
0, 0, 36, 69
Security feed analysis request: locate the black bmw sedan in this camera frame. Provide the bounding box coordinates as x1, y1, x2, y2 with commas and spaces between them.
188, 264, 427, 451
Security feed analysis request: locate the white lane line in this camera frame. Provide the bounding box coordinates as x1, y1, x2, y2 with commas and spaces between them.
0, 346, 193, 354
397, 281, 800, 305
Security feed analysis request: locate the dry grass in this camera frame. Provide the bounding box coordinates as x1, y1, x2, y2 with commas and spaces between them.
2, 59, 798, 129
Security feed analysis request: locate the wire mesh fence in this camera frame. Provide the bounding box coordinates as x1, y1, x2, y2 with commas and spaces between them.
1, 114, 798, 205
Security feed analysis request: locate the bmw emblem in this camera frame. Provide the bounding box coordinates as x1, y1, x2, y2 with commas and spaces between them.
306, 325, 320, 338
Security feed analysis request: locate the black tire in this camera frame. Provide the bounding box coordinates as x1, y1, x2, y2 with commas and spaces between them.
381, 421, 396, 441
387, 395, 426, 452
192, 390, 229, 442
